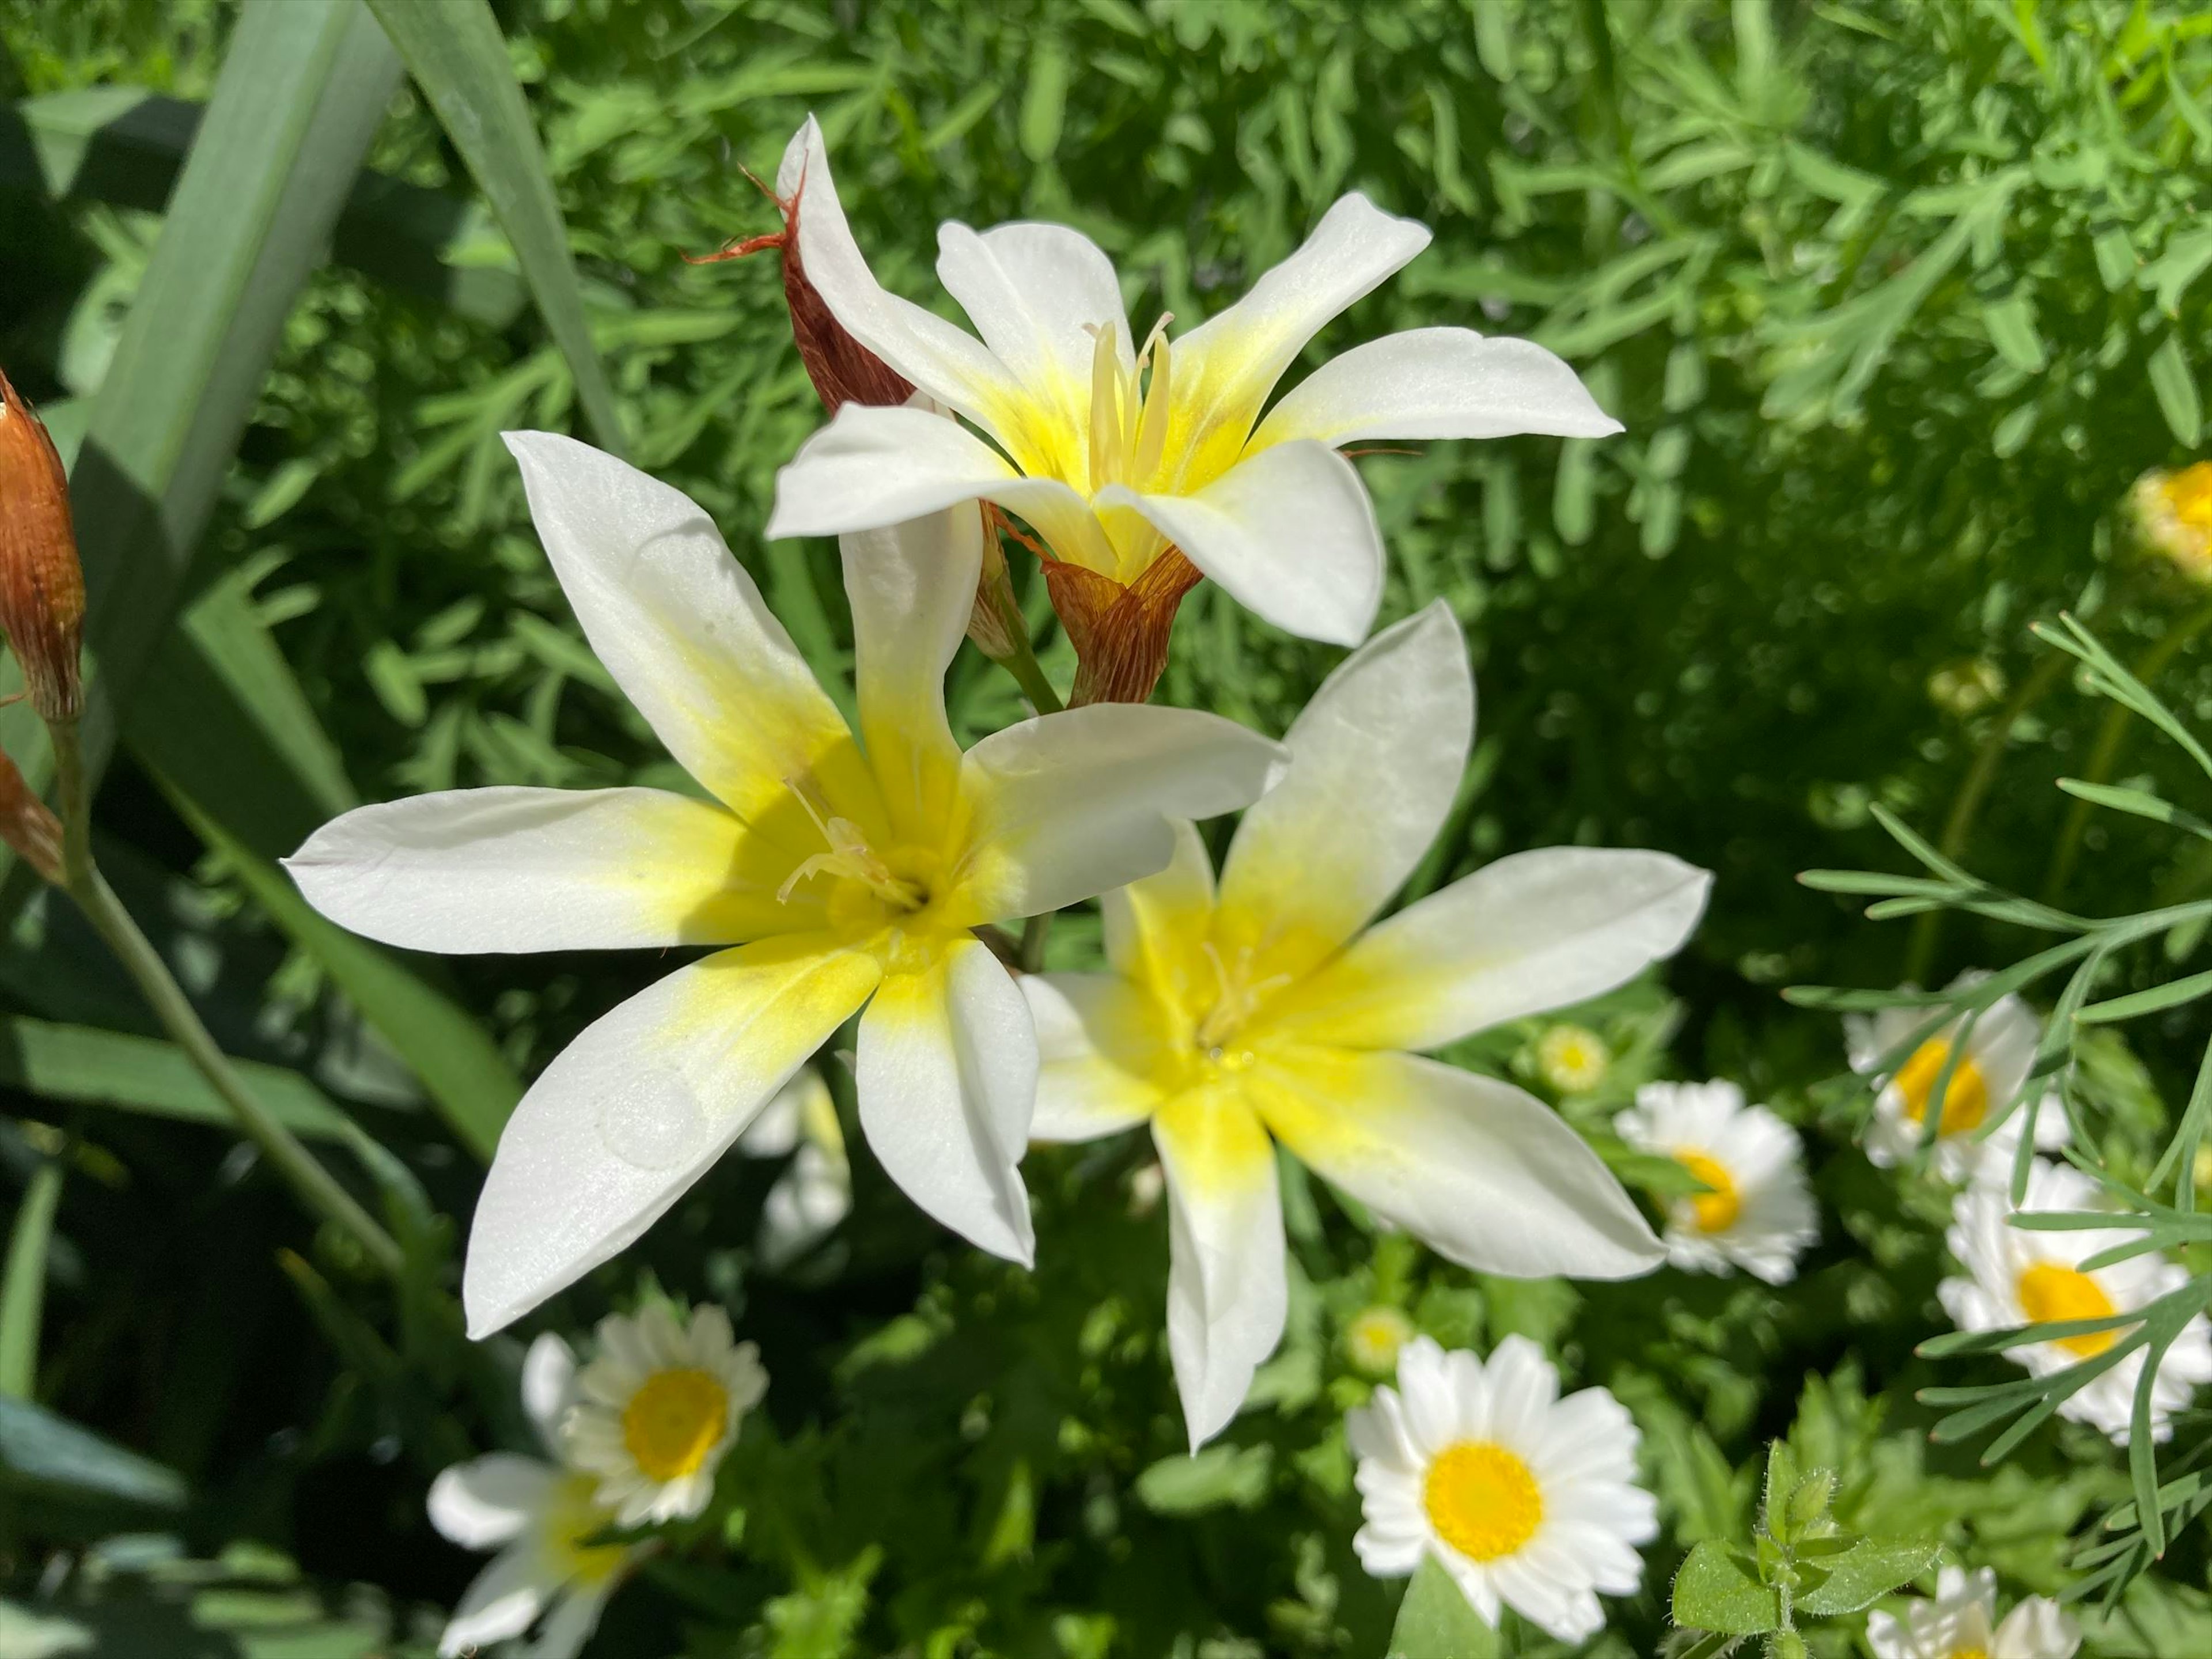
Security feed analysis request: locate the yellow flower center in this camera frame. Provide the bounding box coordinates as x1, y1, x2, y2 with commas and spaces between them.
1423, 1441, 1543, 1562
1674, 1150, 1741, 1234
2161, 462, 2212, 533
1190, 940, 1291, 1063
2016, 1262, 2120, 1358
1084, 313, 1176, 496
1948, 1648, 1990, 1659
1894, 1039, 1988, 1134
621, 1367, 731, 1483
1537, 1024, 1609, 1093
777, 779, 927, 913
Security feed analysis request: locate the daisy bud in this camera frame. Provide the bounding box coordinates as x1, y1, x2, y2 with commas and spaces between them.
0, 744, 63, 885
1536, 1023, 1610, 1095
2131, 461, 2212, 585
0, 368, 85, 726
1341, 1305, 1415, 1377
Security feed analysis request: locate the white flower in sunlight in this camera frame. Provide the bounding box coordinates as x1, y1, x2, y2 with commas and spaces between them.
1614, 1080, 1817, 1285
286, 437, 1285, 1336
1021, 601, 1709, 1446
737, 1066, 851, 1267
762, 116, 1619, 649
562, 1301, 765, 1525
428, 1335, 635, 1659
1535, 1022, 1610, 1094
1868, 1565, 2079, 1659
1343, 1306, 1416, 1377
1846, 975, 2066, 1185
1348, 1335, 1655, 1645
1940, 1160, 2212, 1444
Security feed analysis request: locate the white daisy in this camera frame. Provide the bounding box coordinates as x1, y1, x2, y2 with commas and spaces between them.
1614, 1080, 1818, 1285
1347, 1335, 1656, 1645
562, 1302, 767, 1525
1867, 1565, 2080, 1659
427, 1334, 635, 1659
737, 1066, 853, 1267
1940, 1160, 2212, 1444
1846, 974, 2066, 1185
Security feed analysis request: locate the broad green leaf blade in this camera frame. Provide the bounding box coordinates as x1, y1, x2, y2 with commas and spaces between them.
366, 0, 628, 455
1672, 1539, 1782, 1637
1132, 1443, 1274, 1514
1386, 1555, 1500, 1659
0, 1159, 62, 1397
0, 1393, 187, 1510
0, 1015, 355, 1141
1793, 1535, 1940, 1616
164, 783, 518, 1162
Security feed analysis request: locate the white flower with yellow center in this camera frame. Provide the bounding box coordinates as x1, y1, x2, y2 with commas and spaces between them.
1614, 1080, 1817, 1285
1021, 603, 1706, 1445
762, 117, 1619, 649
1347, 1335, 1656, 1644
562, 1301, 765, 1525
1867, 1565, 2080, 1659
1940, 1160, 2212, 1444
427, 1335, 634, 1659
737, 1066, 851, 1267
287, 438, 1285, 1336
1846, 976, 2066, 1185
1535, 1023, 1610, 1094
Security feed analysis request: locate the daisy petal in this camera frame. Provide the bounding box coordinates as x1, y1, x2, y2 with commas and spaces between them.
521, 1334, 576, 1448
1255, 1050, 1662, 1278
1277, 846, 1711, 1051
1021, 973, 1168, 1142
950, 704, 1286, 923
503, 431, 868, 830
857, 936, 1037, 1264
1097, 440, 1382, 647
427, 1454, 555, 1550
520, 1578, 618, 1659
440, 1544, 548, 1657
1215, 601, 1471, 975
463, 937, 881, 1336
1250, 329, 1620, 451
1154, 1085, 1287, 1448
287, 787, 793, 952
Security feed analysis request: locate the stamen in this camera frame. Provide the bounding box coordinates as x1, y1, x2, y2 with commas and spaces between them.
1193, 940, 1292, 1052
1085, 321, 1123, 489
1134, 329, 1172, 483
775, 777, 923, 908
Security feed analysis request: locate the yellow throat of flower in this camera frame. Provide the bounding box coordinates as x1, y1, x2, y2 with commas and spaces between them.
622, 1366, 732, 1483
1188, 941, 1291, 1069
2016, 1262, 2120, 1358
1674, 1150, 1741, 1234
1894, 1039, 1988, 1134
1947, 1648, 1990, 1659
1423, 1441, 1543, 1563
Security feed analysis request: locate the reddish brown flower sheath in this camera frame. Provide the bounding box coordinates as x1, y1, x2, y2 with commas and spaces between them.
0, 744, 62, 884
1041, 547, 1205, 707
0, 366, 86, 725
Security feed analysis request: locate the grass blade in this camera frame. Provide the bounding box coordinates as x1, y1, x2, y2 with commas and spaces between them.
0, 1015, 357, 1141
0, 1158, 62, 1397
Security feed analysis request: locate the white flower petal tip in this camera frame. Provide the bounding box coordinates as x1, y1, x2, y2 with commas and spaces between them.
1348, 1335, 1655, 1645
1866, 1565, 2080, 1659
1615, 1081, 1818, 1285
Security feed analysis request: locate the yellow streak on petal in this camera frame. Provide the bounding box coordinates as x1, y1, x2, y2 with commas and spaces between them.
1153, 1080, 1274, 1197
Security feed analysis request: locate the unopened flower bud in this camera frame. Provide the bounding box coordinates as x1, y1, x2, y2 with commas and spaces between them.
2131, 461, 2212, 585
1342, 1305, 1415, 1377
1536, 1023, 1610, 1094
0, 744, 62, 885
0, 368, 85, 725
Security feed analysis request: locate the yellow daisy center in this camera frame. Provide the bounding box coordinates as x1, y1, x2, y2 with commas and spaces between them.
621, 1367, 731, 1483
1947, 1648, 1990, 1659
1674, 1150, 1741, 1234
2016, 1262, 2120, 1358
1537, 1025, 1609, 1093
1423, 1441, 1544, 1563
1894, 1039, 1988, 1134
2160, 461, 2212, 534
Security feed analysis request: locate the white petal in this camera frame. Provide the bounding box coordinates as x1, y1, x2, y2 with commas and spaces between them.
1097, 441, 1381, 647
287, 787, 791, 953
767, 402, 1120, 571
503, 431, 865, 830
1992, 1596, 2080, 1659
1101, 817, 1217, 983
1250, 329, 1620, 452
781, 116, 1029, 431
427, 1454, 556, 1550
521, 1580, 618, 1659
1215, 601, 1471, 975
856, 935, 1037, 1264
1172, 192, 1433, 454
949, 703, 1286, 923
521, 1334, 576, 1448
1021, 973, 1168, 1142
463, 937, 881, 1335
936, 220, 1130, 444
843, 506, 978, 842
1276, 847, 1711, 1051
1154, 1086, 1286, 1449
440, 1544, 549, 1656
1255, 1050, 1663, 1279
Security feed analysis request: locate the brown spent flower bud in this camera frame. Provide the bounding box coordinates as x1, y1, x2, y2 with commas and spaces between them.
1043, 547, 1206, 707
0, 743, 63, 885
965, 511, 1024, 664
0, 367, 86, 725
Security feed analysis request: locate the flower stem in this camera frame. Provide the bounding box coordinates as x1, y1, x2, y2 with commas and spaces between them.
51, 728, 404, 1279
1019, 910, 1053, 974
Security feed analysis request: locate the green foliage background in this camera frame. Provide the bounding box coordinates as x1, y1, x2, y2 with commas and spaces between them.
1, 0, 2211, 1654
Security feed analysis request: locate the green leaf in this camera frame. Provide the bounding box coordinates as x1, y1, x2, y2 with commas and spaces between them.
1672, 1539, 1782, 1636
0, 1393, 186, 1510
2149, 333, 2203, 446
366, 0, 628, 456
164, 785, 519, 1162
2055, 778, 2212, 844
0, 1159, 62, 1397
1386, 1555, 1499, 1659
1791, 1535, 1940, 1616
2075, 968, 2212, 1026
1019, 33, 1070, 163
0, 1014, 354, 1141
1132, 1443, 1274, 1515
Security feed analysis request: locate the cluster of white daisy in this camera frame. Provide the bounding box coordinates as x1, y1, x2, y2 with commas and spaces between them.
429, 1300, 763, 1659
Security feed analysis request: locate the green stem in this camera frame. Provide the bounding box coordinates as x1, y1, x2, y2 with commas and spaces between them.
998, 638, 1063, 715
1019, 911, 1053, 974
0, 1156, 63, 1397
51, 729, 403, 1279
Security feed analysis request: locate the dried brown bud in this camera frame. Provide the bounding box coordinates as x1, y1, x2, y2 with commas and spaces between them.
965, 511, 1024, 663
1043, 547, 1206, 707
0, 368, 86, 725
0, 743, 63, 885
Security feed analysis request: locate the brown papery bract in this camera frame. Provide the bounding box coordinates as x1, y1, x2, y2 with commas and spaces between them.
0, 366, 86, 725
